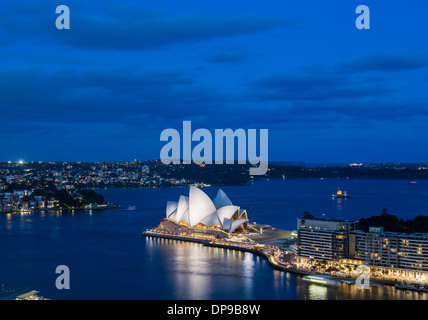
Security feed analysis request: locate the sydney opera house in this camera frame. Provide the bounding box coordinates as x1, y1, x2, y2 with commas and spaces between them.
161, 186, 249, 237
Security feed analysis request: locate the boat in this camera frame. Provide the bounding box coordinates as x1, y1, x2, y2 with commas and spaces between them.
332, 189, 351, 199
126, 205, 136, 211
340, 279, 355, 284
395, 281, 428, 292
302, 275, 340, 287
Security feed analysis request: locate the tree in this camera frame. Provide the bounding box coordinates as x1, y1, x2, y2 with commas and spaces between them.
412, 216, 428, 233
79, 189, 105, 204
319, 260, 328, 270
359, 211, 401, 232
302, 212, 315, 219
345, 264, 353, 274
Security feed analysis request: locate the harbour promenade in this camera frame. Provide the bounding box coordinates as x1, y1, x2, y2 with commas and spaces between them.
141, 186, 428, 290
142, 230, 406, 288
142, 230, 310, 276
142, 230, 213, 245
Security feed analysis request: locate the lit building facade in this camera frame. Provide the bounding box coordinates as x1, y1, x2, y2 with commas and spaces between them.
165, 186, 248, 233
297, 218, 358, 261
351, 228, 428, 272
297, 217, 428, 282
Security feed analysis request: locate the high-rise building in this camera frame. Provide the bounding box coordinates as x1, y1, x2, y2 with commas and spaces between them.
351, 228, 428, 272
297, 218, 358, 261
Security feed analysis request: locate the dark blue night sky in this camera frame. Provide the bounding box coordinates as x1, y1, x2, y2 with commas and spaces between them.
0, 0, 427, 163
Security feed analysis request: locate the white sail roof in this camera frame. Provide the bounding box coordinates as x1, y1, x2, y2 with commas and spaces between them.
230, 219, 248, 233
188, 186, 217, 227
180, 209, 190, 224
176, 195, 189, 223
223, 218, 233, 232
168, 209, 178, 221
239, 210, 248, 220
166, 201, 178, 219
216, 205, 240, 226
164, 187, 249, 232
200, 211, 222, 227
222, 218, 247, 232
213, 189, 232, 209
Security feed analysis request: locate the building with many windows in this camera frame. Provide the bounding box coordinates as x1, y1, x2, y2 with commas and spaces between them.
297, 218, 358, 261
351, 228, 428, 272
297, 217, 428, 281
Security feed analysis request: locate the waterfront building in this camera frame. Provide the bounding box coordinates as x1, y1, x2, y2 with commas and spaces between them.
296, 217, 428, 283
351, 228, 428, 272
163, 186, 249, 234
297, 218, 358, 261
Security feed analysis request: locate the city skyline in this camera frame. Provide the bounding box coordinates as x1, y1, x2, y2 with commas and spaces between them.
1, 1, 427, 164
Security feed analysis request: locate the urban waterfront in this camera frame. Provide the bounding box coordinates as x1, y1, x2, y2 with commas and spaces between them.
2, 179, 428, 300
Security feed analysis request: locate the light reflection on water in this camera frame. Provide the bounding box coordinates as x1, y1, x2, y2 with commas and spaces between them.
149, 238, 261, 299
3, 180, 428, 300
242, 252, 255, 298
145, 237, 428, 300
295, 281, 428, 300
308, 284, 328, 300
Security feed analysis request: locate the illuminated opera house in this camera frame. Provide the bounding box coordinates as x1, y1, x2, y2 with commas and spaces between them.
161, 186, 249, 237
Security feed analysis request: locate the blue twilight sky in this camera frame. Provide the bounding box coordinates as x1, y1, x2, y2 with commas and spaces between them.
0, 0, 427, 164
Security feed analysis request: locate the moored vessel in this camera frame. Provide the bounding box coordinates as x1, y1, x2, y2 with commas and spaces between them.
332, 189, 351, 199
302, 275, 340, 287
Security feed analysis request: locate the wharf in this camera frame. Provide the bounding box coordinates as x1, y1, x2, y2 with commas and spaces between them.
141, 231, 212, 244
142, 231, 415, 288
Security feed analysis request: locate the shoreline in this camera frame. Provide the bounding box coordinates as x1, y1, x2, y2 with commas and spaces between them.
142, 231, 402, 287
142, 231, 312, 277
0, 205, 120, 215
92, 176, 428, 189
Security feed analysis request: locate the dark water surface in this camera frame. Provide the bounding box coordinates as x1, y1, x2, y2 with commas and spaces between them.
1, 179, 428, 300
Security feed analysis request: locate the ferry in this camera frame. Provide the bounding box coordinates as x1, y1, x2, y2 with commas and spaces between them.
302, 275, 340, 287
340, 279, 355, 285
332, 189, 351, 199
395, 281, 428, 292
126, 205, 136, 211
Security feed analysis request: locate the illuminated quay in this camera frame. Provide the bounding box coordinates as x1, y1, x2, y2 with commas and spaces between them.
141, 186, 301, 274
142, 187, 428, 290
296, 217, 428, 289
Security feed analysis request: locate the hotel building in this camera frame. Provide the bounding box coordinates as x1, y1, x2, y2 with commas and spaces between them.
351, 228, 428, 272
297, 218, 428, 282
297, 218, 358, 261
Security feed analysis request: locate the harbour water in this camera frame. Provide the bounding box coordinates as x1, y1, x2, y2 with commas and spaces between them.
1, 179, 428, 300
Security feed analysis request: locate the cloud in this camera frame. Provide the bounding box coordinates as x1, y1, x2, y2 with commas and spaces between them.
0, 65, 234, 128
237, 58, 428, 127
0, 1, 292, 52
246, 70, 389, 102
74, 15, 289, 51
339, 53, 427, 73
202, 48, 249, 64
